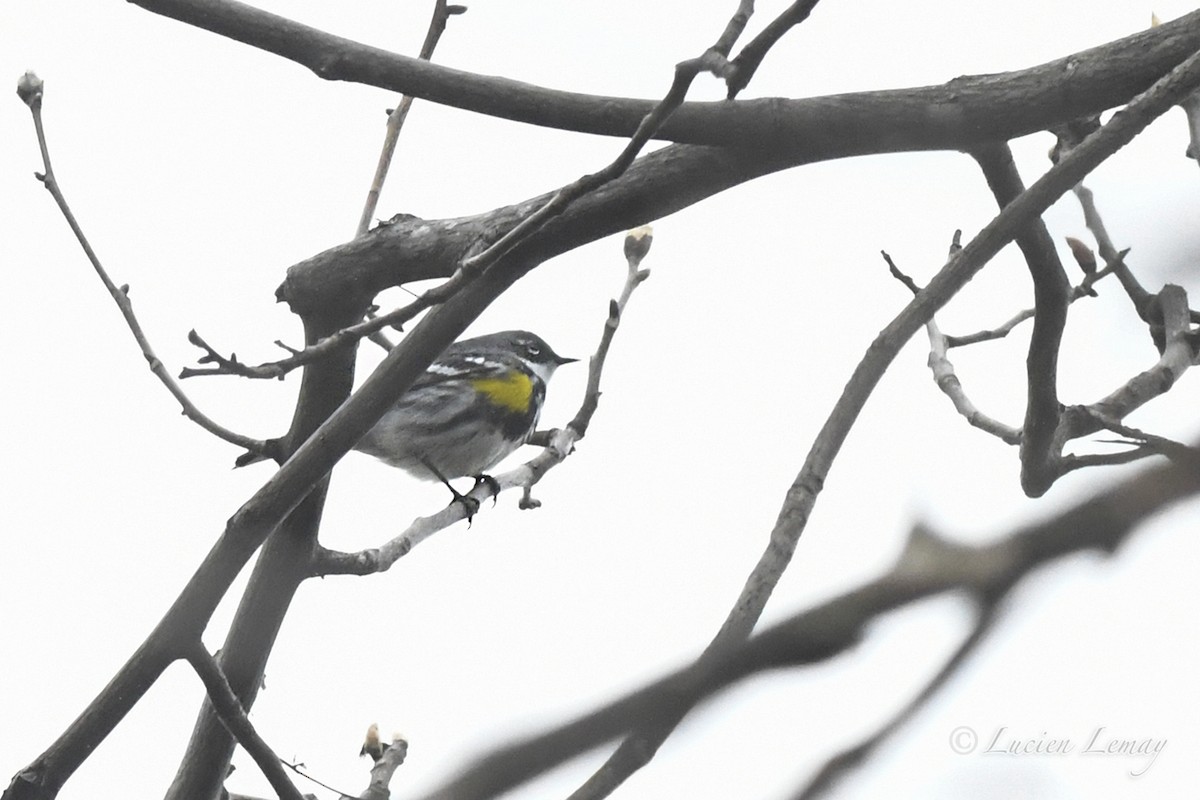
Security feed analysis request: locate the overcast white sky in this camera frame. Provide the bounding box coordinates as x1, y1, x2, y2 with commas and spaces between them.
3, 2, 1200, 799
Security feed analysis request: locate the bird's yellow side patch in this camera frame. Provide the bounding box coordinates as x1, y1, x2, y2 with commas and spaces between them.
472, 371, 534, 413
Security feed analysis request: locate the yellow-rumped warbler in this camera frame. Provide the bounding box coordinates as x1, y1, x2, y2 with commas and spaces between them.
355, 330, 576, 505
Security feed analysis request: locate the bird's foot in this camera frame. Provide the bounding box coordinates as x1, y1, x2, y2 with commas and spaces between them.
472, 474, 502, 507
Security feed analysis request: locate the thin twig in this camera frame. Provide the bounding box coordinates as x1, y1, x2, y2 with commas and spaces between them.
1073, 184, 1157, 320
946, 252, 1122, 347
182, 268, 472, 380
17, 73, 267, 455
456, 2, 754, 278
1083, 412, 1200, 468
355, 0, 465, 237
726, 0, 823, 98
362, 306, 395, 353
185, 646, 307, 800
791, 604, 1001, 800
882, 246, 1021, 445
278, 760, 357, 800
1057, 447, 1157, 473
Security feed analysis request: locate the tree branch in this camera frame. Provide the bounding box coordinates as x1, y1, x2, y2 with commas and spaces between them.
126, 1, 1200, 149
17, 72, 266, 456
790, 605, 1000, 800
970, 144, 1071, 497
726, 0, 823, 98
355, 0, 465, 237
882, 244, 1022, 445
185, 646, 306, 800
455, 1, 755, 277
274, 24, 1200, 322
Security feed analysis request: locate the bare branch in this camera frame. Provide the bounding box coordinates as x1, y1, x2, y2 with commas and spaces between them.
882, 246, 1020, 445
18, 73, 267, 456
185, 646, 307, 800
456, 4, 754, 277
970, 144, 1070, 498
274, 23, 1200, 320
353, 735, 409, 800
183, 270, 469, 381
1180, 87, 1200, 162
1069, 284, 1200, 432
1056, 446, 1158, 473
1082, 413, 1200, 469
791, 605, 1000, 800
925, 316, 1023, 445
126, 1, 1200, 149
726, 0, 823, 98
356, 0, 465, 237
1072, 183, 1157, 317
945, 243, 1125, 348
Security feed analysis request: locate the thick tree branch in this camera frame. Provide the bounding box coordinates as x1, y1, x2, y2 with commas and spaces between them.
274, 24, 1200, 321
127, 1, 1200, 150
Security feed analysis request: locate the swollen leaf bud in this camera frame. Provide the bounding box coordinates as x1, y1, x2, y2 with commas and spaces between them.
624, 225, 654, 264
17, 71, 43, 108
1065, 236, 1097, 275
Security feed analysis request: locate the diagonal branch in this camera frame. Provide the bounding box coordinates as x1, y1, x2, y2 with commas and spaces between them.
456, 2, 755, 276
4, 224, 548, 800
182, 267, 470, 381
882, 244, 1022, 445
726, 0, 823, 98
790, 605, 1001, 800
185, 646, 306, 800
355, 0, 465, 237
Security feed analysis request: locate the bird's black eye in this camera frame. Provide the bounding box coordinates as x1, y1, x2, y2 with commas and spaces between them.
527, 344, 541, 356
